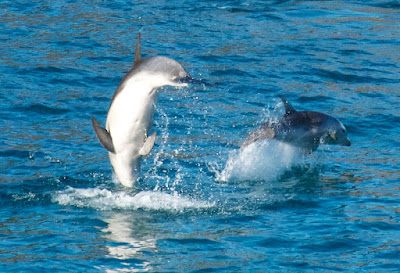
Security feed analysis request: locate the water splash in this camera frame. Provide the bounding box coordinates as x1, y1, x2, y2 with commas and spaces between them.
147, 104, 173, 189
53, 187, 214, 211
218, 139, 304, 182
215, 98, 307, 182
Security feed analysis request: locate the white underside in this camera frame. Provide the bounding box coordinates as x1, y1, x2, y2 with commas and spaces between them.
106, 76, 159, 187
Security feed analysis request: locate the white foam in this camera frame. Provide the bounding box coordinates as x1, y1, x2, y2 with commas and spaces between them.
218, 139, 303, 182
53, 187, 214, 211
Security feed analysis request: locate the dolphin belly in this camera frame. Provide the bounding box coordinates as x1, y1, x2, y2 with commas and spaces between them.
105, 84, 157, 187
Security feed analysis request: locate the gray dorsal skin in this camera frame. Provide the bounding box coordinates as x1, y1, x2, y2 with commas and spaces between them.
241, 96, 351, 152
91, 116, 115, 153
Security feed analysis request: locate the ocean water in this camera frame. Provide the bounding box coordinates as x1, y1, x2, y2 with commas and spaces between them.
1, 0, 399, 272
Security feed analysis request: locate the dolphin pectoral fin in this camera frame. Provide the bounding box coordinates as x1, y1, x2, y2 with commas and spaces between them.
91, 116, 116, 153
139, 131, 157, 156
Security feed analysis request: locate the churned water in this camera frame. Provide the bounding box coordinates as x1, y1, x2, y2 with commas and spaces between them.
1, 0, 399, 272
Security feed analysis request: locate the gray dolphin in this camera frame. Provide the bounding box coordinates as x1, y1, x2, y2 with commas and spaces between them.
91, 33, 193, 187
241, 96, 351, 152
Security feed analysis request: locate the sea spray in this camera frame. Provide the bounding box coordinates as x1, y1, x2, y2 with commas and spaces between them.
218, 139, 304, 182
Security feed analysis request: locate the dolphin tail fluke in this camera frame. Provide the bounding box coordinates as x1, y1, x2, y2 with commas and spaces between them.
91, 116, 116, 153
139, 131, 157, 156
279, 95, 296, 115
133, 32, 142, 66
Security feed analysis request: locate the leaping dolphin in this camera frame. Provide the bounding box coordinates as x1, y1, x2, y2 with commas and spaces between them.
91, 33, 193, 187
241, 96, 351, 152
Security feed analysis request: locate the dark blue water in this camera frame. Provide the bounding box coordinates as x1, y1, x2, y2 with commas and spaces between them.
1, 1, 400, 272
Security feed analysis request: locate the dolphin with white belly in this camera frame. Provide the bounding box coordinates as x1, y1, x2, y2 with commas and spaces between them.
91, 33, 193, 187
241, 96, 351, 152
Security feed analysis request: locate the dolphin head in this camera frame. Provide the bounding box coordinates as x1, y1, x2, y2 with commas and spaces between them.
128, 33, 192, 89
134, 56, 191, 88
325, 119, 351, 147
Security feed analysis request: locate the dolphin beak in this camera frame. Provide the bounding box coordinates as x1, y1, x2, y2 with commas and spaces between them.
178, 76, 208, 85
177, 76, 194, 84
345, 138, 351, 146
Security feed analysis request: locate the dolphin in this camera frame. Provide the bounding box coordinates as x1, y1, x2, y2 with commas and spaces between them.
241, 96, 351, 152
91, 33, 193, 187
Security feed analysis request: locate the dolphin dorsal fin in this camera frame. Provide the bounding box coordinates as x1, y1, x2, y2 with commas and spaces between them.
133, 33, 142, 66
279, 96, 297, 115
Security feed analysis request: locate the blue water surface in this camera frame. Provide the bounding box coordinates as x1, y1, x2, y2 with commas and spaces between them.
1, 0, 400, 272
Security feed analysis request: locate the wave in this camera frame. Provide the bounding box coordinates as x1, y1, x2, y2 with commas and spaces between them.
12, 103, 70, 115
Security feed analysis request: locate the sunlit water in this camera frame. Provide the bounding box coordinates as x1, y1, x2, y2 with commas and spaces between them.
1, 1, 399, 272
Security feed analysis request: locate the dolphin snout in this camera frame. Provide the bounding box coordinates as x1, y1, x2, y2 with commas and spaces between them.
344, 138, 351, 146
178, 76, 209, 86
177, 75, 192, 84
